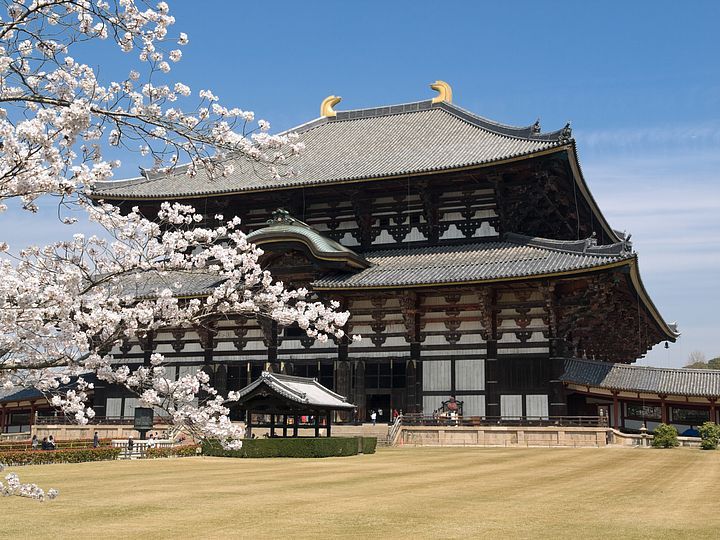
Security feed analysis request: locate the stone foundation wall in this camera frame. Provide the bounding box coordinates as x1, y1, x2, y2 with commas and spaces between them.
398, 425, 609, 447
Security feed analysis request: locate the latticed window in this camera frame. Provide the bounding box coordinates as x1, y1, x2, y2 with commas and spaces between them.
671, 407, 709, 424
626, 404, 662, 420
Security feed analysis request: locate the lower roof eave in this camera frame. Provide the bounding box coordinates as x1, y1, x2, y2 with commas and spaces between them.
565, 383, 718, 402
312, 259, 633, 291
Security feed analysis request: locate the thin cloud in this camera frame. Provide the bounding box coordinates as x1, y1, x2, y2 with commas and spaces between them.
576, 122, 720, 150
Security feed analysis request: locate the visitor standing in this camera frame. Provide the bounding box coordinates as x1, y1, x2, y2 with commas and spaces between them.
392, 409, 399, 422
370, 410, 377, 426
378, 408, 383, 422
93, 431, 100, 448
31, 434, 39, 450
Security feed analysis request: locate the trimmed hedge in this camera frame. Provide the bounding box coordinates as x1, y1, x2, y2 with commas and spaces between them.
0, 438, 113, 452
699, 422, 720, 450
145, 445, 201, 459
203, 437, 362, 458
652, 423, 680, 448
0, 447, 121, 466
361, 437, 377, 454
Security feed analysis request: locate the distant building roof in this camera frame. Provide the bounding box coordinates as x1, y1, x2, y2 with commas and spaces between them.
313, 233, 633, 289
0, 373, 102, 406
89, 100, 569, 200
234, 371, 355, 410
562, 358, 720, 398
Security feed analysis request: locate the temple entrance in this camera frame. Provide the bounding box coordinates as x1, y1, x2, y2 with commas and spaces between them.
366, 394, 391, 423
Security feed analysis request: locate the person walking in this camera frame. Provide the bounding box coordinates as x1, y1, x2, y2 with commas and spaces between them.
370, 410, 377, 426
31, 434, 39, 450
93, 431, 100, 448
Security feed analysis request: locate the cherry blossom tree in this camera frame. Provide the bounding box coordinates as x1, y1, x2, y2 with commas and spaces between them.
0, 0, 356, 500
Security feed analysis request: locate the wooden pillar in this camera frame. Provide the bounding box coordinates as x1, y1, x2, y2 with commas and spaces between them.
0, 406, 5, 434
612, 392, 620, 430
246, 411, 253, 438
660, 396, 668, 424
29, 402, 36, 429
282, 415, 288, 438
327, 411, 332, 438
293, 415, 299, 438
270, 414, 276, 438
314, 411, 320, 438
480, 287, 500, 417
710, 399, 717, 424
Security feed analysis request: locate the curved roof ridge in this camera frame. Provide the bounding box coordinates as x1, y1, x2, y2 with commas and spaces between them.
246, 209, 370, 269
436, 101, 567, 142
572, 357, 712, 374
301, 98, 568, 143
504, 232, 630, 257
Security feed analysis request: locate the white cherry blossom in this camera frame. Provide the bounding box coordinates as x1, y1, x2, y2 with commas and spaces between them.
0, 0, 358, 501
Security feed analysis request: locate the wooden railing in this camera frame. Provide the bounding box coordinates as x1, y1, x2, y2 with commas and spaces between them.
400, 414, 606, 428
111, 439, 174, 459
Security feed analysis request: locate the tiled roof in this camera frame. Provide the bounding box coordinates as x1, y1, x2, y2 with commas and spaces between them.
112, 270, 226, 299
90, 100, 568, 199
110, 235, 630, 298
312, 233, 632, 289
235, 371, 355, 410
0, 373, 102, 405
561, 358, 720, 398
247, 209, 370, 269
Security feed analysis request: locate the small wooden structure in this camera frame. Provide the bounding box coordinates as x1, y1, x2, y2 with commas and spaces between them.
235, 372, 356, 438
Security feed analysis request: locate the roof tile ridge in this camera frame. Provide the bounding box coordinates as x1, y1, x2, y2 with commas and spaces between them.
91, 173, 162, 192
272, 372, 318, 383
504, 232, 631, 258
571, 358, 720, 376
310, 378, 350, 401
262, 372, 307, 400
329, 99, 434, 122
277, 116, 330, 136
364, 239, 505, 257
436, 101, 565, 142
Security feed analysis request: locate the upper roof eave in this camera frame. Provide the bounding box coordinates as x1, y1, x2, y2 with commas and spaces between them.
88, 144, 570, 201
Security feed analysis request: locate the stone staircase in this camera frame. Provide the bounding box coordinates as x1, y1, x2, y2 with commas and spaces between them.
331, 423, 391, 445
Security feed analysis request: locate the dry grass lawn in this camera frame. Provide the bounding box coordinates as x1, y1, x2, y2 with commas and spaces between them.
2, 446, 719, 539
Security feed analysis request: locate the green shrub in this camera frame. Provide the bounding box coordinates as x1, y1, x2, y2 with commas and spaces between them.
698, 422, 720, 450
652, 423, 679, 448
0, 447, 121, 466
203, 437, 359, 458
361, 437, 377, 454
145, 445, 201, 459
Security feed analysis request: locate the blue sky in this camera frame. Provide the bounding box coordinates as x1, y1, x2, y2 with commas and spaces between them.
4, 1, 719, 367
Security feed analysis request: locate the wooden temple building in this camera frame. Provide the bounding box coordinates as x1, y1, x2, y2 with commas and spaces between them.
83, 82, 683, 426
4, 81, 700, 436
